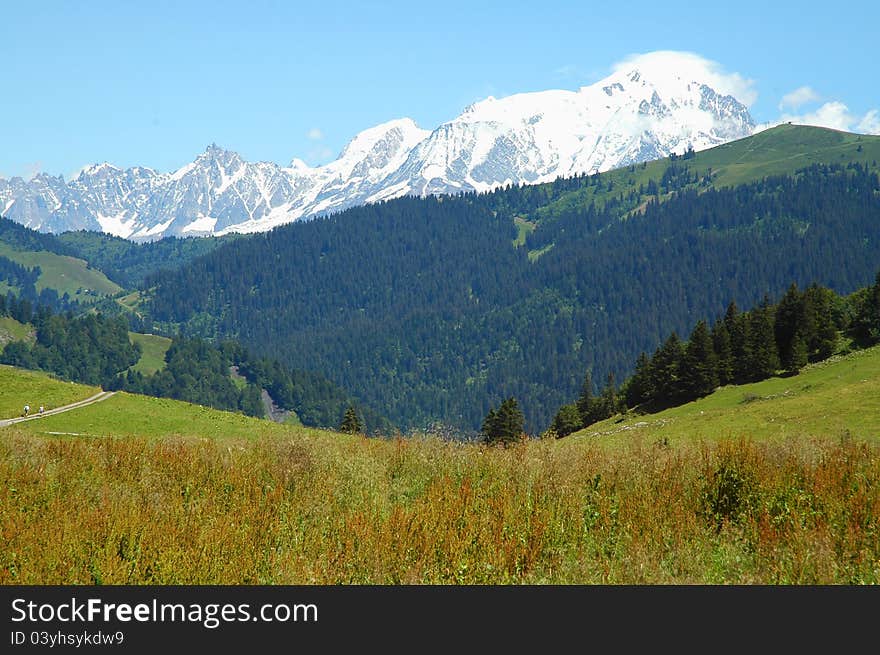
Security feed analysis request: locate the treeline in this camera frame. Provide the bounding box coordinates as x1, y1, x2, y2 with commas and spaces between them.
110, 338, 265, 417
0, 292, 388, 431
0, 293, 35, 324
113, 338, 390, 431
0, 258, 82, 314
0, 255, 39, 290
58, 231, 233, 288
230, 347, 389, 431
0, 308, 141, 386
551, 272, 880, 437
141, 162, 880, 433
0, 216, 79, 256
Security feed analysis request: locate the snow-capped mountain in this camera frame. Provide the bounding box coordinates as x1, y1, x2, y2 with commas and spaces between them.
0, 57, 755, 240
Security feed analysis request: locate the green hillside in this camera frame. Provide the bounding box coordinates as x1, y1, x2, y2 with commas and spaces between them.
0, 242, 122, 300
535, 124, 880, 222
16, 390, 293, 440
566, 345, 880, 448
0, 316, 33, 352
128, 331, 172, 375
0, 364, 99, 419
696, 124, 880, 188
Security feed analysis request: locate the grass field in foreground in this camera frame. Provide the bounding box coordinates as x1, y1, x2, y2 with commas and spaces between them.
1, 427, 877, 584
128, 332, 172, 376
0, 365, 98, 419
565, 346, 880, 449
1, 354, 878, 584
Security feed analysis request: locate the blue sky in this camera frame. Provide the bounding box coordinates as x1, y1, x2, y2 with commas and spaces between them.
3, 0, 878, 179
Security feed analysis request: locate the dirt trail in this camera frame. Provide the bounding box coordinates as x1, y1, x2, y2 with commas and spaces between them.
0, 391, 116, 428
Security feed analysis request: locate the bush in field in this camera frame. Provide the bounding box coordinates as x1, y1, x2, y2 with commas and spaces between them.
700, 452, 758, 529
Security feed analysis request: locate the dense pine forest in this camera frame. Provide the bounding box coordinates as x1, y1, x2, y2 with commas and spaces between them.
142, 162, 880, 432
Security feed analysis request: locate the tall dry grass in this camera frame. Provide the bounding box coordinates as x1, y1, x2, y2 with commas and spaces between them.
1, 430, 878, 584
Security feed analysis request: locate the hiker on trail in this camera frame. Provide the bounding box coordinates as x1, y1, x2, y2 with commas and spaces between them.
23, 404, 29, 417
39, 405, 44, 415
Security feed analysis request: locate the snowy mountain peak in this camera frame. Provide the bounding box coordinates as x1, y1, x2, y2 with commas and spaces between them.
76, 162, 121, 179
195, 144, 243, 169
0, 56, 756, 240
338, 118, 429, 162
287, 157, 312, 172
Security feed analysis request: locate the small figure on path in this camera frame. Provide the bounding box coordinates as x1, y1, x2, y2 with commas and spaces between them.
23, 404, 30, 417
39, 405, 44, 415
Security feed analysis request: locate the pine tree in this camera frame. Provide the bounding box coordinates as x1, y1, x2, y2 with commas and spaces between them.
600, 371, 620, 418
711, 319, 734, 386
649, 332, 685, 405
774, 283, 803, 370
681, 319, 718, 399
787, 331, 809, 374
852, 271, 880, 343
550, 403, 582, 438
339, 405, 364, 434
803, 285, 837, 360
624, 352, 652, 408
482, 397, 525, 445
725, 302, 752, 384
747, 297, 780, 381
576, 371, 597, 425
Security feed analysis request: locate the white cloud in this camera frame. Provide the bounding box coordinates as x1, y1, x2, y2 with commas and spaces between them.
611, 51, 758, 106
307, 127, 324, 141
779, 86, 821, 111
857, 109, 880, 135
780, 101, 880, 134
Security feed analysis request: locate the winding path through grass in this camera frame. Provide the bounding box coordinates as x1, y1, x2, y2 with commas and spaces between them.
0, 391, 116, 427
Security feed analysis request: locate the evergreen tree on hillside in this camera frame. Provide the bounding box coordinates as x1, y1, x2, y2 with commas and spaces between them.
724, 302, 752, 385
803, 285, 838, 361
774, 283, 804, 370
482, 397, 525, 445
854, 271, 880, 344
681, 320, 718, 399
787, 331, 809, 373
747, 297, 780, 381
624, 352, 652, 407
599, 372, 621, 419
340, 405, 364, 434
649, 332, 685, 405
576, 371, 595, 424
711, 319, 734, 386
550, 403, 582, 438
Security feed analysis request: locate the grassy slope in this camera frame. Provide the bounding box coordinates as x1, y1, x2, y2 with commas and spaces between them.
16, 391, 308, 440
535, 124, 880, 223
512, 217, 535, 247
565, 345, 880, 448
0, 316, 33, 352
0, 365, 98, 419
0, 242, 122, 299
128, 332, 171, 375
698, 123, 880, 188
